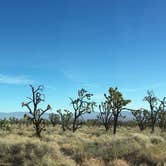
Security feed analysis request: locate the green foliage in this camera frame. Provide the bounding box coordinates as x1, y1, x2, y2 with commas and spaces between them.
104, 87, 131, 134
105, 87, 131, 109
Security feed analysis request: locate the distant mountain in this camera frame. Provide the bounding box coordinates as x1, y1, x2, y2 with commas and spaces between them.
0, 110, 134, 120
83, 110, 134, 121
0, 112, 26, 119
0, 112, 49, 119
121, 110, 134, 120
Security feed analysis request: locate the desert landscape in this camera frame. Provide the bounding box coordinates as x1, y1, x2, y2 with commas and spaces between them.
0, 0, 166, 165
0, 124, 166, 165
0, 85, 166, 166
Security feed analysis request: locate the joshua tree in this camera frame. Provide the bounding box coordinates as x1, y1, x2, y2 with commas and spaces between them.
49, 113, 60, 127
105, 87, 131, 134
144, 90, 159, 133
127, 108, 150, 131
22, 85, 51, 137
98, 102, 113, 131
158, 111, 166, 131
57, 109, 73, 131
70, 89, 96, 132
158, 97, 166, 131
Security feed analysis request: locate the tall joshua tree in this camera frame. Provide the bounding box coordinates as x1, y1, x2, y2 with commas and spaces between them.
105, 87, 131, 134
158, 97, 166, 131
70, 89, 96, 132
98, 102, 113, 131
22, 85, 51, 137
144, 90, 159, 133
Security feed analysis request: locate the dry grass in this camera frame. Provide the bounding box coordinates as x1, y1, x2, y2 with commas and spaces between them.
0, 125, 166, 165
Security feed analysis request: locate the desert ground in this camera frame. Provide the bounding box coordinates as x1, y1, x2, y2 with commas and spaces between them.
0, 125, 166, 166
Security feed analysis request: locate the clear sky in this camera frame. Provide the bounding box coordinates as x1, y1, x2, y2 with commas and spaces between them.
0, 0, 166, 112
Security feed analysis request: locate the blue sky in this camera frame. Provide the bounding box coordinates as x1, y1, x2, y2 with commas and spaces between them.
0, 0, 166, 112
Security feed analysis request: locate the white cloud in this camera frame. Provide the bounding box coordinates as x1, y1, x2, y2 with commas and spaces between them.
0, 74, 34, 85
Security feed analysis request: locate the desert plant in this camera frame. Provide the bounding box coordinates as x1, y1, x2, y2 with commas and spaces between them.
86, 119, 101, 127
22, 85, 51, 137
158, 111, 166, 131
158, 97, 166, 131
70, 89, 96, 132
105, 87, 131, 134
57, 109, 73, 131
9, 117, 19, 125
0, 119, 11, 131
144, 90, 160, 133
49, 113, 60, 127
98, 102, 113, 131
128, 108, 150, 131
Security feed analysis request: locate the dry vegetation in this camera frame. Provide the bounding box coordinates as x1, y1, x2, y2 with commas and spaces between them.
0, 125, 166, 166
1, 86, 166, 165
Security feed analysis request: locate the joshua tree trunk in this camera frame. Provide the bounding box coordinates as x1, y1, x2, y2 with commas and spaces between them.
139, 124, 144, 131
151, 122, 155, 133
113, 115, 118, 134
105, 124, 109, 132
72, 118, 77, 133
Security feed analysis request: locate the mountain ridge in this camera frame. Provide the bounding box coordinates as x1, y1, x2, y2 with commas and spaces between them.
0, 111, 134, 120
